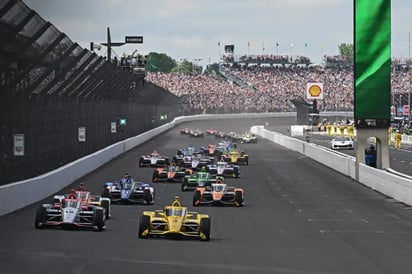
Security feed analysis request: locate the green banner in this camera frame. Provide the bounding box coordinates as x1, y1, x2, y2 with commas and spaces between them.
354, 0, 391, 128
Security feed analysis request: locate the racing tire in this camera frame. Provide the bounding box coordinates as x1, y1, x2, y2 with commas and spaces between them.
233, 166, 240, 178
181, 178, 189, 191
143, 189, 152, 204
193, 190, 201, 206
152, 170, 159, 183
199, 218, 211, 241
101, 199, 110, 219
138, 215, 150, 239
92, 208, 105, 232
234, 191, 243, 207
101, 188, 110, 198
139, 158, 145, 167
35, 206, 47, 229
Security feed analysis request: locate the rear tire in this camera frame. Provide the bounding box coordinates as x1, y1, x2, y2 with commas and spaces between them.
143, 189, 152, 204
101, 187, 110, 198
101, 200, 110, 219
92, 208, 105, 231
138, 215, 150, 238
35, 206, 47, 229
199, 218, 211, 241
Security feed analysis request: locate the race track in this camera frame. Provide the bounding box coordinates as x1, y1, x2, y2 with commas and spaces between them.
1, 117, 412, 274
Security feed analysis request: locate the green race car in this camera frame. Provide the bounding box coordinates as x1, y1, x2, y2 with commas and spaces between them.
181, 171, 224, 191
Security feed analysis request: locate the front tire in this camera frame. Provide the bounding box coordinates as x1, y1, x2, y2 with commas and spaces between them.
193, 190, 201, 206
152, 170, 159, 183
199, 218, 211, 241
138, 215, 150, 238
234, 191, 243, 207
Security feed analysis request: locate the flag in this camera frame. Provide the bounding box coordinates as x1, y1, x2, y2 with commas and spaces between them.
354, 0, 391, 128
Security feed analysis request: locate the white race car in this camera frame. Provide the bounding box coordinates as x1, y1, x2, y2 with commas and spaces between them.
330, 136, 354, 150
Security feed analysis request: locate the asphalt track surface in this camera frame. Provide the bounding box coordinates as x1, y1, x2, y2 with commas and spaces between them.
1, 118, 412, 274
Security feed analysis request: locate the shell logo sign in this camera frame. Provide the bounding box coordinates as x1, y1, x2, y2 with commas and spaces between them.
306, 83, 323, 99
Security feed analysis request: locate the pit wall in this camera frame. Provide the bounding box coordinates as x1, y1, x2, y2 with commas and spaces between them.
250, 125, 412, 206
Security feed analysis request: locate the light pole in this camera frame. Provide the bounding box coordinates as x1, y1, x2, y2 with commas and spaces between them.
290, 43, 294, 62
276, 42, 279, 56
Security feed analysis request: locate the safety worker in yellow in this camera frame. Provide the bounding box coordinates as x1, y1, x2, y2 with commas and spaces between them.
388, 126, 392, 146
347, 124, 354, 140
339, 124, 345, 137
333, 123, 338, 137
326, 123, 332, 136
394, 130, 402, 149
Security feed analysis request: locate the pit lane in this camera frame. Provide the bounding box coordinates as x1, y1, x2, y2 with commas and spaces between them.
1, 117, 412, 274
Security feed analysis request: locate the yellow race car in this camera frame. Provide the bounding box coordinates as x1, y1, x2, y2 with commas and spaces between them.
138, 196, 211, 241
221, 149, 249, 165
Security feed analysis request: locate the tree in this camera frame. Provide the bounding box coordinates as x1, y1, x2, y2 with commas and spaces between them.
147, 52, 176, 72
171, 59, 193, 74
338, 43, 354, 60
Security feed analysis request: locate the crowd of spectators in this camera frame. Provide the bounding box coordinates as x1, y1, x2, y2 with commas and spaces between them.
146, 65, 412, 115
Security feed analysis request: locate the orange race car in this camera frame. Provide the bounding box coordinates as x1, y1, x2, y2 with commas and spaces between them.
152, 164, 192, 183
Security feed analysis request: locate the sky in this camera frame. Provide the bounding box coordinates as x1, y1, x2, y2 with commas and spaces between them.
23, 0, 412, 68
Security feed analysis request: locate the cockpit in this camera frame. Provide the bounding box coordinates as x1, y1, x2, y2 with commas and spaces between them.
63, 199, 81, 209
165, 207, 186, 217
122, 179, 134, 190
217, 162, 227, 168
212, 183, 226, 192
198, 172, 209, 180
76, 191, 90, 201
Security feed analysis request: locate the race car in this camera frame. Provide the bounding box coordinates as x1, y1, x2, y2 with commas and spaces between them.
221, 149, 249, 165
240, 132, 257, 144
330, 136, 354, 150
180, 153, 214, 170
206, 128, 218, 135
200, 144, 217, 157
53, 188, 111, 219
152, 164, 191, 183
181, 170, 224, 191
206, 160, 240, 178
139, 150, 170, 167
188, 129, 204, 137
102, 176, 155, 204
193, 183, 244, 207
180, 128, 190, 135
35, 197, 106, 231
138, 196, 211, 241
173, 145, 198, 165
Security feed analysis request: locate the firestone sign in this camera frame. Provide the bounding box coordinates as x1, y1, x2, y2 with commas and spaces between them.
306, 83, 323, 99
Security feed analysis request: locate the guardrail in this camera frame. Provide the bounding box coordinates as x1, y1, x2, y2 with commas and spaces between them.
250, 125, 412, 206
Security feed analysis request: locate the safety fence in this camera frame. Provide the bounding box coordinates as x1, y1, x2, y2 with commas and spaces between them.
0, 0, 181, 185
